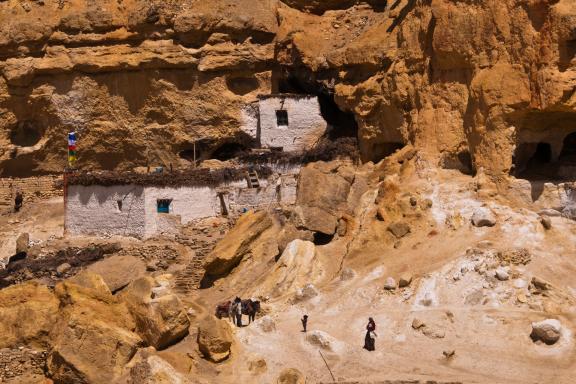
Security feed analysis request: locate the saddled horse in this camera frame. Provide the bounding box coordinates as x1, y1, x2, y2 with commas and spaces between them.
215, 300, 232, 320
241, 299, 261, 324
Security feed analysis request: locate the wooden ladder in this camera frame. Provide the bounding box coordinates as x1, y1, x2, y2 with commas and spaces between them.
246, 170, 260, 188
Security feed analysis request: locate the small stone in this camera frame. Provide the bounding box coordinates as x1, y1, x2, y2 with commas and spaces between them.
471, 208, 496, 227
409, 197, 418, 207
513, 279, 527, 289
532, 277, 551, 291
398, 273, 413, 288
443, 350, 455, 358
411, 318, 425, 329
387, 222, 411, 238
517, 293, 528, 303
495, 267, 509, 281
56, 263, 71, 276
530, 319, 562, 345
538, 208, 561, 217
540, 216, 552, 230
257, 316, 276, 333
384, 277, 397, 290
340, 268, 355, 281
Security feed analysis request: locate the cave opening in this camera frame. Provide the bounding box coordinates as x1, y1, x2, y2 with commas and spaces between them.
514, 142, 553, 179
210, 142, 249, 161
278, 74, 359, 139
10, 121, 43, 147
559, 132, 576, 162
313, 232, 335, 246
370, 142, 405, 162
441, 150, 474, 175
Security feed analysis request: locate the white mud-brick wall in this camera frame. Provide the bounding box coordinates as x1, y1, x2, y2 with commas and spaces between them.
241, 96, 328, 151
143, 186, 222, 237
279, 175, 298, 205
66, 185, 146, 238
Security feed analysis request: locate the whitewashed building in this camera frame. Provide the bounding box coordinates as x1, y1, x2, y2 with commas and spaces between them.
242, 94, 328, 152
65, 167, 298, 239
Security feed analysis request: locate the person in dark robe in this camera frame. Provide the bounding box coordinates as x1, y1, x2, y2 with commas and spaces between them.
364, 317, 376, 351
301, 314, 308, 332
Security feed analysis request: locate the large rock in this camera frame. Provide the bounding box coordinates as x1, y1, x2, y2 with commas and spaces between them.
203, 210, 274, 278
295, 162, 353, 235
531, 319, 562, 345
471, 208, 496, 227
197, 316, 233, 363
47, 273, 143, 384
120, 276, 190, 350
121, 348, 191, 384
0, 282, 59, 349
87, 255, 147, 292
276, 368, 306, 384
265, 240, 320, 297
15, 233, 29, 255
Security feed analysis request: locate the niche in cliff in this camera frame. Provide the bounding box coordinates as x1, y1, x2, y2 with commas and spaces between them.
226, 76, 259, 96
10, 121, 43, 147
278, 73, 359, 140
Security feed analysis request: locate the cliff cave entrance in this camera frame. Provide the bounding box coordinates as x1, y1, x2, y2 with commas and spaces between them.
10, 121, 43, 147
370, 142, 405, 162
278, 74, 359, 140
559, 132, 576, 162
514, 142, 553, 179
210, 142, 248, 161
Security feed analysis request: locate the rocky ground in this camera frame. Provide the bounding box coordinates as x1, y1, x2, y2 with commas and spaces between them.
0, 151, 575, 383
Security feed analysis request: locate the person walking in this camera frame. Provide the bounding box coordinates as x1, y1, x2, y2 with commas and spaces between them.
301, 314, 308, 332
14, 191, 23, 212
364, 317, 376, 351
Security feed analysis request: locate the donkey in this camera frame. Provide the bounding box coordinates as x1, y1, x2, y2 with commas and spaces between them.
241, 299, 261, 324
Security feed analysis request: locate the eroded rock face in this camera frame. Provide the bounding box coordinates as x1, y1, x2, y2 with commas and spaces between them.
2, 1, 572, 178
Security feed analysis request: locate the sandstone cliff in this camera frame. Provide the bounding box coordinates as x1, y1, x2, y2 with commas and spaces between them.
0, 0, 574, 179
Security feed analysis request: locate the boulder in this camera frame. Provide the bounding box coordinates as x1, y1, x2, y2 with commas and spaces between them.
471, 208, 496, 227
48, 275, 143, 384
531, 319, 562, 345
197, 316, 233, 363
120, 277, 190, 350
295, 162, 353, 234
295, 283, 319, 301
387, 221, 411, 238
56, 262, 72, 276
277, 368, 305, 384
384, 277, 397, 290
538, 208, 561, 217
495, 267, 509, 281
539, 216, 552, 230
306, 330, 335, 351
0, 282, 59, 349
203, 210, 274, 278
87, 255, 147, 292
411, 318, 425, 329
398, 273, 413, 288
257, 316, 276, 332
15, 232, 29, 255
247, 356, 268, 375
121, 348, 191, 384
532, 276, 552, 291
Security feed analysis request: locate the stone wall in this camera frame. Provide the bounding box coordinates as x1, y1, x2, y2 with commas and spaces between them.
242, 96, 328, 152
0, 347, 47, 381
66, 185, 146, 238
0, 176, 62, 206
143, 186, 222, 238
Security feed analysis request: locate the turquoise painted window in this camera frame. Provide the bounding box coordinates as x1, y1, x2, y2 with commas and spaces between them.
157, 199, 172, 213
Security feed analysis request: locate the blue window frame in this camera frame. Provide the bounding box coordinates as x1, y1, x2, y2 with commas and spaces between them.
157, 199, 172, 213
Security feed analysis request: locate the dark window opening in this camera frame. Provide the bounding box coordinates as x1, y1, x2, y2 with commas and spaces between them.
117, 200, 123, 212
157, 199, 172, 213
276, 110, 289, 127
313, 232, 334, 246
559, 132, 576, 162
530, 142, 552, 165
